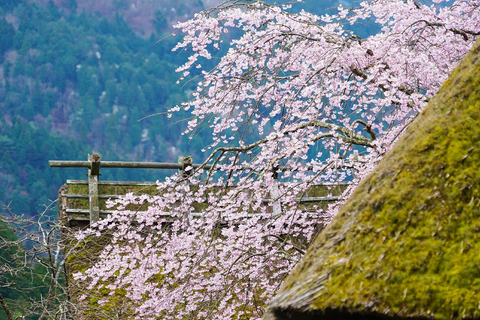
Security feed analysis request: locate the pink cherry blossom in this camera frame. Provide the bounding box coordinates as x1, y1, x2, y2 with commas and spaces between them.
76, 1, 479, 319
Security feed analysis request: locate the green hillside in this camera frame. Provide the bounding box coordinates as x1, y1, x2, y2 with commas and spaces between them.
0, 1, 211, 218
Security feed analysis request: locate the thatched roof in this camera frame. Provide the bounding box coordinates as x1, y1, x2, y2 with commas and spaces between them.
266, 39, 480, 320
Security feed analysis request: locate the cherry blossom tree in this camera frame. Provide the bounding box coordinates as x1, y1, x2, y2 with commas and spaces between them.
75, 0, 480, 319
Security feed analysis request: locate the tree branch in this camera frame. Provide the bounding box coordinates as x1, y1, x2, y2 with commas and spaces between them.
0, 294, 13, 320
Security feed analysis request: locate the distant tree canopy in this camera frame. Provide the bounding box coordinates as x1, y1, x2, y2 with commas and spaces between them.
0, 0, 215, 218
0, 19, 14, 62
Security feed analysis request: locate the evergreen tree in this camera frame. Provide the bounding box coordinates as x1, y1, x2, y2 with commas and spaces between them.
0, 19, 14, 62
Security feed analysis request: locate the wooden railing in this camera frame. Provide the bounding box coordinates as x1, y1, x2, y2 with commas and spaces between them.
50, 154, 352, 227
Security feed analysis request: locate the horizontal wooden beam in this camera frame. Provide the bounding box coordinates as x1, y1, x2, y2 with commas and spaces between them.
65, 180, 352, 187
65, 194, 121, 199
65, 209, 327, 220
66, 180, 158, 186
49, 161, 91, 167
49, 160, 213, 170
65, 193, 341, 203
50, 160, 356, 171
294, 196, 341, 203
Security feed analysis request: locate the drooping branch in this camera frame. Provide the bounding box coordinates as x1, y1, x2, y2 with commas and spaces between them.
352, 119, 376, 141
195, 119, 374, 175
297, 120, 374, 147
412, 20, 480, 41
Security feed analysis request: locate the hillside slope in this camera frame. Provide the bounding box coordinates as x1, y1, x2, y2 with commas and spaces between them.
0, 1, 208, 217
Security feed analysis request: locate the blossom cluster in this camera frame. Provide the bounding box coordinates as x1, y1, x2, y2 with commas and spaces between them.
76, 1, 479, 318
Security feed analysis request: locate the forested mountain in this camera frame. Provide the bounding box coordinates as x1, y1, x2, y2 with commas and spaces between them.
31, 0, 207, 37
0, 0, 212, 218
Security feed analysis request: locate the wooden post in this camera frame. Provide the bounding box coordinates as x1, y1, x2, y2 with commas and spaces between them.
271, 165, 282, 217
178, 156, 192, 225
178, 156, 193, 179
88, 154, 101, 224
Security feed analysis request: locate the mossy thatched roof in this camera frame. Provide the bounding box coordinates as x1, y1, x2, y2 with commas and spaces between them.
266, 39, 480, 320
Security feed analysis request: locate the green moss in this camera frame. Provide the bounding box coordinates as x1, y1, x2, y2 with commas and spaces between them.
63, 231, 136, 319
67, 182, 161, 212
268, 39, 480, 319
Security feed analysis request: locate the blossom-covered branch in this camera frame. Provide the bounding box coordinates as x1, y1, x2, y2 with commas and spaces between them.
76, 1, 480, 319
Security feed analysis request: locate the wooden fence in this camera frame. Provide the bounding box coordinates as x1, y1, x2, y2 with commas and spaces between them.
50, 154, 352, 228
